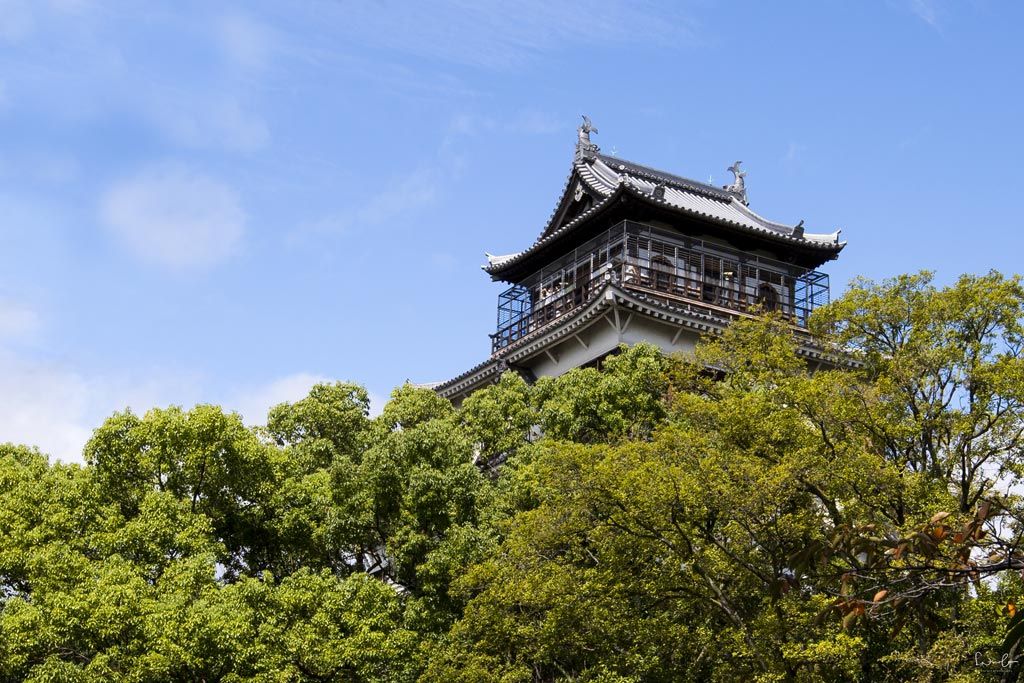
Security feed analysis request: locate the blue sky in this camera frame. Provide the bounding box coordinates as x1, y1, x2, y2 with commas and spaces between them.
1, 0, 1020, 460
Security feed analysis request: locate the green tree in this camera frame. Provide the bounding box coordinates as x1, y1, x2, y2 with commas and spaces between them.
85, 404, 278, 578
6, 271, 1024, 682
344, 385, 495, 629
461, 371, 535, 468
532, 343, 670, 443
261, 382, 374, 576
429, 274, 1024, 681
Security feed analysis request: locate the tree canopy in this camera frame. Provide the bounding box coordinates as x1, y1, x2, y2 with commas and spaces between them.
3, 270, 1024, 681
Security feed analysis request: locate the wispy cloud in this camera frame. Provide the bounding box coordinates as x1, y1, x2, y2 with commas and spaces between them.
292, 166, 441, 243
288, 47, 478, 103
0, 3, 274, 153
0, 0, 97, 45
0, 346, 204, 463
782, 141, 806, 166
358, 168, 439, 225
330, 0, 696, 69
0, 301, 107, 461
0, 352, 390, 461
0, 0, 35, 43
231, 372, 331, 427
148, 93, 271, 152
906, 0, 943, 32
450, 109, 562, 137
100, 163, 246, 269
0, 350, 93, 460
0, 299, 39, 341
0, 349, 368, 462
227, 373, 388, 426
217, 11, 275, 70
0, 151, 79, 185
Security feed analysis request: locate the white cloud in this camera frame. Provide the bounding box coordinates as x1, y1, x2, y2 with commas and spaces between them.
0, 340, 385, 461
149, 95, 271, 153
31, 154, 78, 183
292, 167, 440, 242
334, 0, 696, 69
230, 373, 387, 424
48, 0, 93, 12
0, 351, 92, 460
448, 109, 562, 137
782, 142, 806, 166
143, 13, 275, 152
0, 0, 34, 43
218, 12, 274, 69
0, 152, 79, 184
0, 300, 40, 340
100, 164, 246, 269
0, 348, 203, 463
0, 359, 388, 462
908, 0, 941, 29
0, 0, 95, 44
231, 372, 331, 427
357, 168, 439, 225
0, 4, 272, 153
514, 110, 562, 135
0, 355, 382, 463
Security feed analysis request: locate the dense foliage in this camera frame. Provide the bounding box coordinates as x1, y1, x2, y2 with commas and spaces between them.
3, 271, 1024, 681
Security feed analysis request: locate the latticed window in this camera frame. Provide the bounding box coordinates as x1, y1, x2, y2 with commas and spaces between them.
702, 255, 720, 303
651, 239, 674, 258
651, 256, 673, 292
742, 264, 758, 298
491, 221, 831, 354
757, 282, 780, 311
679, 250, 702, 296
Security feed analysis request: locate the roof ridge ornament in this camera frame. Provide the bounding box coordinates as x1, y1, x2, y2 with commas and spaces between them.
723, 160, 748, 205
576, 114, 600, 160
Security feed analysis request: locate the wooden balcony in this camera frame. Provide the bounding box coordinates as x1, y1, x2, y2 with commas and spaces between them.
491, 221, 830, 354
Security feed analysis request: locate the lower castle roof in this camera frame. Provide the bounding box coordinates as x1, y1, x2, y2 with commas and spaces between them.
434, 281, 853, 401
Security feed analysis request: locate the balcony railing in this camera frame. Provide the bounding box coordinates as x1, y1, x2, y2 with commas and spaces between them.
491, 221, 830, 354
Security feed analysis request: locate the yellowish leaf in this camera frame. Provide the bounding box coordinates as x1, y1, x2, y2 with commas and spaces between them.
930, 511, 951, 525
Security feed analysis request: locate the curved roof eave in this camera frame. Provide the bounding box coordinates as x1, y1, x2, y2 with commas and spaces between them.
434, 281, 858, 399
620, 185, 847, 252
481, 186, 626, 276
483, 185, 844, 279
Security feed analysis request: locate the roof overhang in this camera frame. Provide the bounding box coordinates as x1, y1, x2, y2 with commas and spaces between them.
435, 282, 856, 402
483, 155, 846, 283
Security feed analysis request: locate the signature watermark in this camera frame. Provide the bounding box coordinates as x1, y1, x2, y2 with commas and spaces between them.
974, 651, 1021, 671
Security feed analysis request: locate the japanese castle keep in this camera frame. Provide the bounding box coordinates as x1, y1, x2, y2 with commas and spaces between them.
435, 117, 846, 403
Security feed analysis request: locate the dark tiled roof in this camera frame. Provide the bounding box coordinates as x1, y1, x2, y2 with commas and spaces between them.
434, 281, 855, 400
595, 153, 731, 200
484, 152, 845, 278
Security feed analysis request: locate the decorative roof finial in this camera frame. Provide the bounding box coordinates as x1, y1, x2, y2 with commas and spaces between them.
723, 160, 748, 205
576, 114, 600, 160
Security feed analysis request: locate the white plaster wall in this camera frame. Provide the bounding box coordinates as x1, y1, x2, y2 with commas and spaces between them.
620, 317, 701, 356
519, 314, 705, 379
